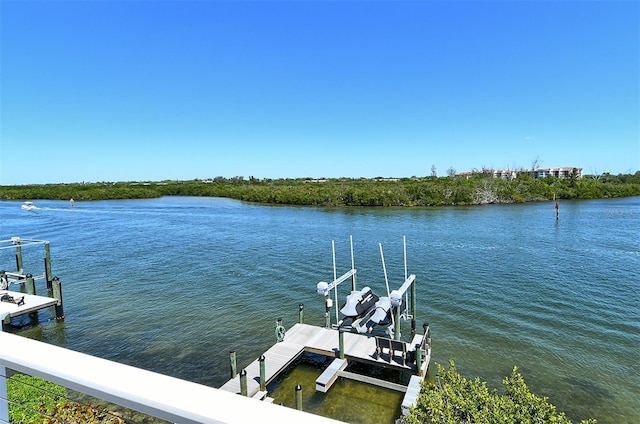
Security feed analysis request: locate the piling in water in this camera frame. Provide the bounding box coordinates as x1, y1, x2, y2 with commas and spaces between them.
52, 277, 64, 319
25, 273, 35, 295
295, 384, 302, 411
229, 350, 237, 379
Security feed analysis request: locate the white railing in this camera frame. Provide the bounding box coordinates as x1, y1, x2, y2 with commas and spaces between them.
0, 332, 339, 424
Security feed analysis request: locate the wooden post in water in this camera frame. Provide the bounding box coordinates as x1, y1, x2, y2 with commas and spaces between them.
44, 242, 53, 290
14, 240, 24, 275
295, 384, 302, 411
229, 350, 237, 379
338, 329, 345, 359
25, 274, 35, 295
240, 369, 247, 396
555, 201, 559, 220
52, 277, 64, 319
259, 355, 266, 391
298, 303, 304, 324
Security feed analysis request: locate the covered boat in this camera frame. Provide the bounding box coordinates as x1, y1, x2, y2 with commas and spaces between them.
339, 286, 379, 319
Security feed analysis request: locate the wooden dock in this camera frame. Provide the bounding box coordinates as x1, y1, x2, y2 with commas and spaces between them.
0, 290, 59, 327
219, 323, 431, 401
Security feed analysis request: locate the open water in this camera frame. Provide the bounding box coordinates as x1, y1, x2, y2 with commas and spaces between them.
1, 196, 638, 423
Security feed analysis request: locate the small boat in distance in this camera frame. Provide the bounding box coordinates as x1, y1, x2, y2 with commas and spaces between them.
20, 202, 37, 211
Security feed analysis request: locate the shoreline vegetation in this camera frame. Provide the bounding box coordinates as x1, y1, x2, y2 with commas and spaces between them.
1, 172, 639, 206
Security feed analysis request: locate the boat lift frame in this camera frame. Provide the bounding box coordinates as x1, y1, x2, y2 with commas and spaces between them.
316, 236, 418, 340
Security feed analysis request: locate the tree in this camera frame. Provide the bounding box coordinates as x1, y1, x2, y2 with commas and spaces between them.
447, 167, 457, 177
431, 165, 437, 177
531, 156, 541, 171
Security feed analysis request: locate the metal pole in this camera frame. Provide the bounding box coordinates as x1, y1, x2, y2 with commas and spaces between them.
259, 355, 266, 391
338, 329, 345, 359
411, 277, 417, 338
52, 277, 64, 319
332, 241, 339, 325
240, 370, 247, 396
229, 350, 237, 379
350, 235, 356, 291
295, 384, 302, 411
298, 303, 304, 324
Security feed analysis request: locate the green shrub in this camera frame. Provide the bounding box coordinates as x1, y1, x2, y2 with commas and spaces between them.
7, 373, 67, 423
404, 361, 596, 424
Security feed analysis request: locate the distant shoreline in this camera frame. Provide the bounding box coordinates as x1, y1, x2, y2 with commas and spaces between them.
2, 173, 640, 207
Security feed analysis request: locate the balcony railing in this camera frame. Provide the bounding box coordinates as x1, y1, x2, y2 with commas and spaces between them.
0, 331, 338, 424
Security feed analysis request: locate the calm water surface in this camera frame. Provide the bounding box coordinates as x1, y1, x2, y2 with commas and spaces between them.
1, 196, 638, 423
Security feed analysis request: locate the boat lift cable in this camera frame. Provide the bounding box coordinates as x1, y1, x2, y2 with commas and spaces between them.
403, 236, 410, 317
332, 240, 339, 325
350, 235, 355, 290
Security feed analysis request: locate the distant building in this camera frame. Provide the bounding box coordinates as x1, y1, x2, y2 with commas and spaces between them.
457, 167, 582, 180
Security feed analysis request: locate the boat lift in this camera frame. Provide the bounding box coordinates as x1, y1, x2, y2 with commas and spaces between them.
316, 236, 418, 340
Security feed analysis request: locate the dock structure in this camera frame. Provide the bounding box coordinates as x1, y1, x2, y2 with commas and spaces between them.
222, 237, 433, 420
0, 291, 59, 328
0, 237, 65, 328
219, 323, 431, 413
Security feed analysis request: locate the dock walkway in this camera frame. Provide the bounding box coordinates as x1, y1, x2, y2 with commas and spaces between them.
219, 323, 430, 398
0, 290, 58, 326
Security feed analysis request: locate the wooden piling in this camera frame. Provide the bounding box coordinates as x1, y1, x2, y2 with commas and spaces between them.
25, 274, 36, 295
229, 350, 237, 379
298, 303, 304, 324
240, 369, 247, 396
44, 242, 53, 290
259, 355, 266, 391
394, 306, 401, 341
14, 241, 24, 275
52, 277, 64, 319
295, 384, 302, 411
324, 297, 331, 328
338, 330, 344, 359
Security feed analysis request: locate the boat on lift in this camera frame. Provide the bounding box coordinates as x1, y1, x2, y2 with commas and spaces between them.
316, 236, 417, 339
339, 286, 379, 321
21, 202, 37, 211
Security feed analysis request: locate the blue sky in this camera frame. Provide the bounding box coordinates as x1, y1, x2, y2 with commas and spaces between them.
1, 0, 638, 185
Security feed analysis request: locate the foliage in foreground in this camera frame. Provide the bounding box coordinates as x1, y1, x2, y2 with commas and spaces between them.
8, 373, 125, 424
404, 361, 596, 424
